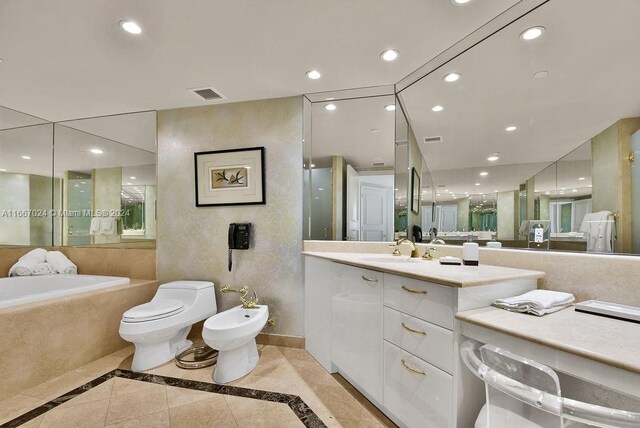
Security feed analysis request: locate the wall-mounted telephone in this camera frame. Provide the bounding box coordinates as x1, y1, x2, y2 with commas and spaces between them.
228, 223, 251, 271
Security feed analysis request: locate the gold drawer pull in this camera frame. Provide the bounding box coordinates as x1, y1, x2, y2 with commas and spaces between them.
401, 359, 426, 376
401, 285, 427, 294
361, 275, 379, 283
402, 322, 427, 336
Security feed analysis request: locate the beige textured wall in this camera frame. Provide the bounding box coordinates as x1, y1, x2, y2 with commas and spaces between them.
29, 174, 53, 246
0, 173, 30, 245
93, 167, 122, 245
157, 97, 303, 336
497, 191, 516, 240
457, 197, 469, 231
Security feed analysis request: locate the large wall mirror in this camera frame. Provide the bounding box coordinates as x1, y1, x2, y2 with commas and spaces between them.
0, 107, 157, 248
397, 0, 640, 255
303, 89, 397, 241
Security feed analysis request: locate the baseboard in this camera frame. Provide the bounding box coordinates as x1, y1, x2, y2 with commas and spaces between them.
256, 333, 305, 349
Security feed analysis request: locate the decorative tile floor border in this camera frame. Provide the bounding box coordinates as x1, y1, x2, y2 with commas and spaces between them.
2, 369, 327, 428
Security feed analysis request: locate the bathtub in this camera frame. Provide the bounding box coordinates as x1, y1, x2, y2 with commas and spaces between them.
0, 274, 158, 402
0, 274, 130, 309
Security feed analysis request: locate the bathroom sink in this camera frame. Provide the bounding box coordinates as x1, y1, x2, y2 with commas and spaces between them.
359, 255, 421, 264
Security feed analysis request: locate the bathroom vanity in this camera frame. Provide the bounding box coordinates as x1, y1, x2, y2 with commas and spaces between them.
303, 252, 545, 428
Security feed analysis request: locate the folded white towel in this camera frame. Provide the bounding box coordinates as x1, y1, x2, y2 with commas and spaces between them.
493, 290, 575, 317
90, 217, 102, 235
46, 251, 78, 275
19, 248, 47, 264
100, 217, 117, 235
32, 262, 57, 276
9, 257, 39, 276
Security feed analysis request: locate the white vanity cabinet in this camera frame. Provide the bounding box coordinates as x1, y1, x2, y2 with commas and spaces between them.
331, 263, 383, 403
303, 253, 542, 427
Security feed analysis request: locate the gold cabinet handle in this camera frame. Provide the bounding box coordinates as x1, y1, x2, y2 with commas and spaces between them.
402, 322, 427, 336
401, 359, 426, 376
401, 285, 427, 294
361, 275, 379, 283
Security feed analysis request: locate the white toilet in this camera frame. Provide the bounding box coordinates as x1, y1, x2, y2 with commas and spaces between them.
202, 305, 268, 383
119, 281, 217, 372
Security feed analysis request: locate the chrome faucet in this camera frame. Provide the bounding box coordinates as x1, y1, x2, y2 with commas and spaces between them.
391, 238, 420, 258
219, 285, 260, 309
422, 247, 438, 260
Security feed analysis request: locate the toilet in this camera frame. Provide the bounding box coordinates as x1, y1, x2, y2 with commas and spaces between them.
119, 281, 217, 372
202, 304, 268, 383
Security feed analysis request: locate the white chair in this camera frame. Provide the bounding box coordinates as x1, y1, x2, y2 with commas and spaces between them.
460, 340, 640, 427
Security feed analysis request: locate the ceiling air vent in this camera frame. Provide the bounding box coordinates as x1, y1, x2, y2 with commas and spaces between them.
423, 136, 443, 144
372, 158, 385, 167
189, 87, 225, 101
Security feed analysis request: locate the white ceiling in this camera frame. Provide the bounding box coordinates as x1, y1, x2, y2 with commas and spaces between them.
311, 95, 395, 170
0, 106, 48, 130
0, 0, 519, 122
0, 123, 155, 180
401, 0, 640, 197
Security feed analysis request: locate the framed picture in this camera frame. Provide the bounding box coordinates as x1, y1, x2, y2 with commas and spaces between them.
194, 147, 265, 207
411, 167, 420, 214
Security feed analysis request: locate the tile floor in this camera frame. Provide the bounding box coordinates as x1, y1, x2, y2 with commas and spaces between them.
0, 344, 396, 427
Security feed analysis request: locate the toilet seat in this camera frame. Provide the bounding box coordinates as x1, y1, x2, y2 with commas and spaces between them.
122, 299, 185, 323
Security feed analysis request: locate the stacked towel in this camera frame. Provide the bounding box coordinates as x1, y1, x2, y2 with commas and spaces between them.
8, 248, 47, 276
45, 251, 78, 275
493, 290, 575, 316
33, 262, 57, 276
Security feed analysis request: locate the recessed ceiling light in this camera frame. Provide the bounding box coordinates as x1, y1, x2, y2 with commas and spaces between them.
475, 183, 480, 186
487, 153, 499, 161
545, 191, 550, 195
432, 105, 444, 112
126, 182, 132, 185
81, 181, 86, 184
578, 177, 585, 181
380, 49, 399, 62
306, 70, 321, 80
90, 148, 103, 154
130, 176, 137, 180
505, 126, 517, 132
79, 190, 85, 193
0, 168, 6, 172
493, 190, 499, 193
479, 171, 489, 176
74, 184, 80, 188
588, 184, 592, 188
21, 155, 31, 160
310, 164, 316, 168
572, 189, 578, 193
534, 70, 549, 79
324, 104, 336, 111
318, 188, 324, 191
370, 128, 379, 133
325, 97, 335, 100
520, 26, 545, 41
452, 0, 473, 4
384, 104, 396, 111
443, 72, 461, 82
119, 20, 142, 35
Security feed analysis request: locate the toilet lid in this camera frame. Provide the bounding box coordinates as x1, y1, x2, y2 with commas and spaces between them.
122, 299, 185, 323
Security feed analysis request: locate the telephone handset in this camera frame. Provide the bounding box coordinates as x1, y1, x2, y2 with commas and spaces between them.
228, 223, 251, 271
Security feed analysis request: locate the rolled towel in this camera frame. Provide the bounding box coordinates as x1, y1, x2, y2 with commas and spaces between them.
33, 262, 57, 276
493, 290, 575, 316
9, 257, 39, 276
45, 251, 78, 275
19, 248, 47, 264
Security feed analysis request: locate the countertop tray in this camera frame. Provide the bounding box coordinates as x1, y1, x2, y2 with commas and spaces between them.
575, 300, 640, 323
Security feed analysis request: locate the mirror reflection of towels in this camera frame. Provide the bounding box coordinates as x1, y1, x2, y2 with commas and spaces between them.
579, 211, 614, 253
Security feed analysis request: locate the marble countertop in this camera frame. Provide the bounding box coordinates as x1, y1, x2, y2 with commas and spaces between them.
303, 251, 544, 287
456, 306, 640, 375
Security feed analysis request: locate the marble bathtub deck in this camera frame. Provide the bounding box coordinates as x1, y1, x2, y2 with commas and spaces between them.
0, 344, 395, 428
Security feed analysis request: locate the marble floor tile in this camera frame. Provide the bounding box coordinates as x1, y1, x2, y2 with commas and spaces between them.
5, 344, 396, 428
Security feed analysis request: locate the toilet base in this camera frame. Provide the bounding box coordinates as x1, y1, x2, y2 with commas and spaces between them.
213, 339, 259, 384
130, 326, 192, 372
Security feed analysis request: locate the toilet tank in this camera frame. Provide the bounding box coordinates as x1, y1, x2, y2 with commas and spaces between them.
153, 281, 216, 311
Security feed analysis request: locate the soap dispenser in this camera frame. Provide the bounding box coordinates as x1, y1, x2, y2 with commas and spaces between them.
462, 234, 479, 266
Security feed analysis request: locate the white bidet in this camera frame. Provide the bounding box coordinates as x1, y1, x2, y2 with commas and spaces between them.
202, 305, 268, 383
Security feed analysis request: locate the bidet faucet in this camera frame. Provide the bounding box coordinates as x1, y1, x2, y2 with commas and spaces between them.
219, 285, 259, 309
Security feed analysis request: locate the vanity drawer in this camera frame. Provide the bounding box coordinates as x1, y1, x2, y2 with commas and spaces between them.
383, 306, 454, 374
383, 274, 454, 330
383, 340, 453, 428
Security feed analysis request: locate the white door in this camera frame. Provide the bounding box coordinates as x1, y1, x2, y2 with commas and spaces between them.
440, 205, 458, 232
361, 184, 390, 241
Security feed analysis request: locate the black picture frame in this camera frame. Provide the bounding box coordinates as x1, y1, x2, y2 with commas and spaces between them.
411, 167, 420, 214
194, 147, 266, 207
